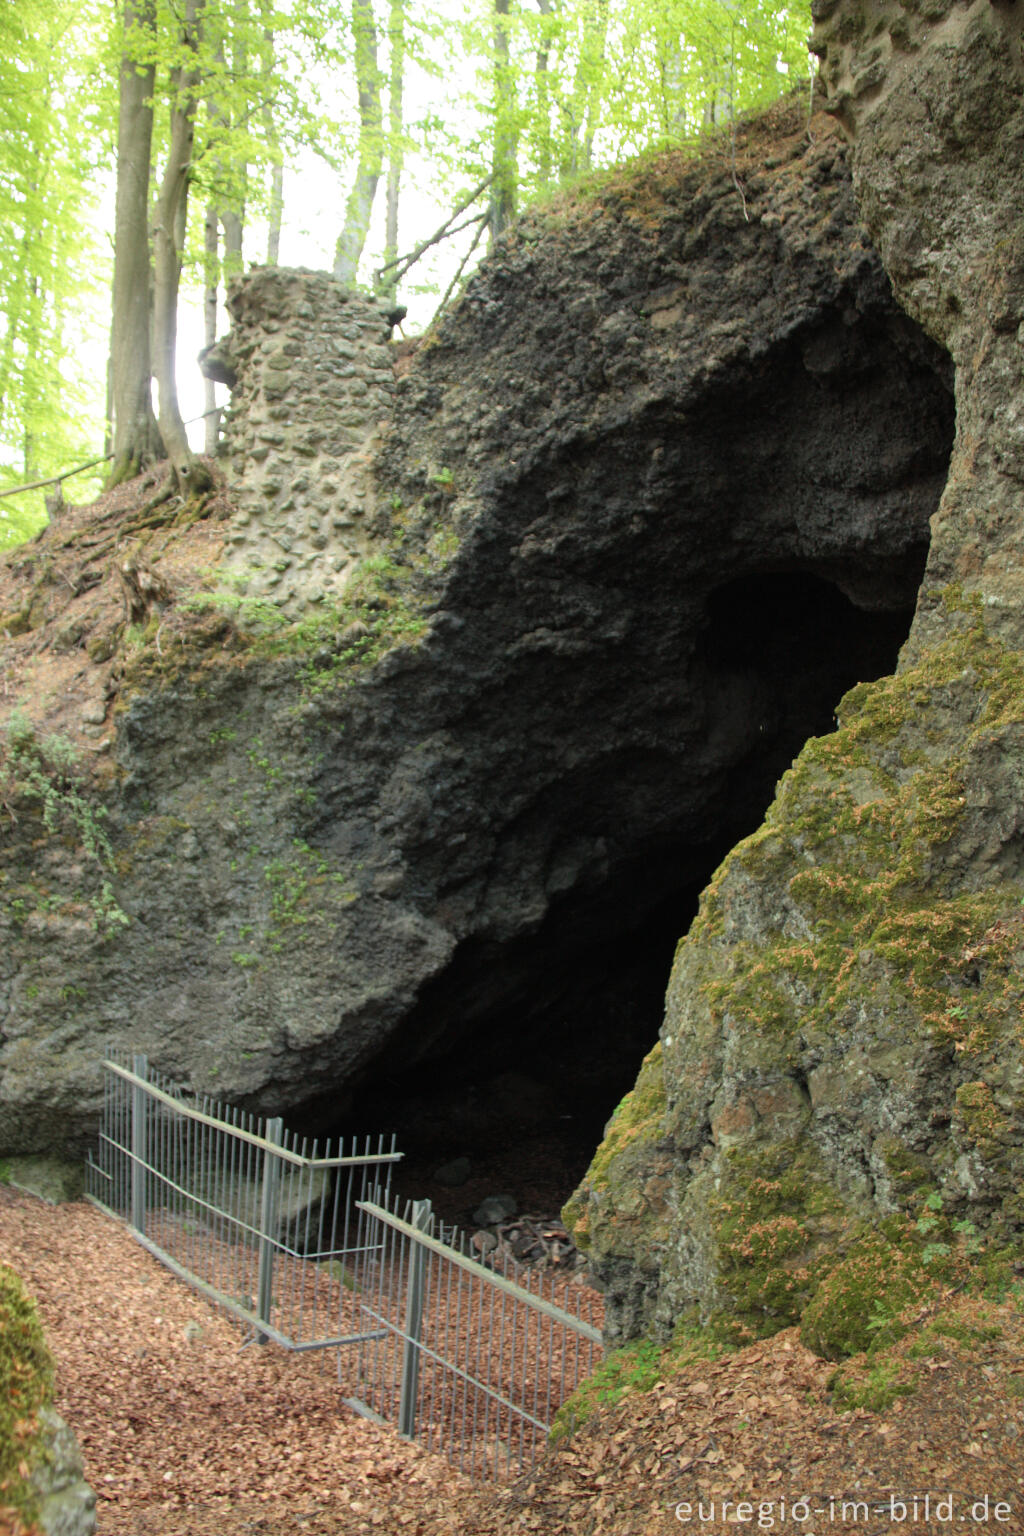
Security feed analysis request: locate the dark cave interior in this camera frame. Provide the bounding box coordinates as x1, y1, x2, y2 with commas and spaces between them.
344, 563, 927, 1224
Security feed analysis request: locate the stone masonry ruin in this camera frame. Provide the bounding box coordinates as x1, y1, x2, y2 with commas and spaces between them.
202, 269, 396, 616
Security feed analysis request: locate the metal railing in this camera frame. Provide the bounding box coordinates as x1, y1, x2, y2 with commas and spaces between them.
348, 1196, 604, 1478
87, 1053, 604, 1479
86, 1053, 400, 1351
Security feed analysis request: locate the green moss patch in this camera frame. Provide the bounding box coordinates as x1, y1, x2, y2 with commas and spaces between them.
697, 600, 1024, 1069
549, 1321, 730, 1444
799, 1229, 945, 1360
708, 1139, 850, 1343
825, 1293, 1018, 1415
563, 1041, 668, 1250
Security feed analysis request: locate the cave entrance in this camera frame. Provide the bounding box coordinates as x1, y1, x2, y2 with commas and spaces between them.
344, 566, 925, 1225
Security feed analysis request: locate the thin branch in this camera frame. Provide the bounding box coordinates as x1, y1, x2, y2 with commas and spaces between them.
0, 410, 222, 502
375, 172, 494, 287
0, 454, 113, 501
432, 214, 488, 321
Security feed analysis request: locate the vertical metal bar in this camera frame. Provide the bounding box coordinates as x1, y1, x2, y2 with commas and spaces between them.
256, 1116, 284, 1341
397, 1198, 431, 1439
130, 1053, 149, 1234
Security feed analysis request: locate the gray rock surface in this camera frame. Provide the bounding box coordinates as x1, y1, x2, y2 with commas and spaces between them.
205, 269, 396, 616
30, 1405, 97, 1536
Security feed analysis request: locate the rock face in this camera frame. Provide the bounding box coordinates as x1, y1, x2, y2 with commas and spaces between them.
0, 110, 952, 1173
569, 5, 1024, 1340
30, 1406, 97, 1536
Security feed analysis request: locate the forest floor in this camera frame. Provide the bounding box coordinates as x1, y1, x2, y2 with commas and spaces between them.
3, 1184, 1024, 1536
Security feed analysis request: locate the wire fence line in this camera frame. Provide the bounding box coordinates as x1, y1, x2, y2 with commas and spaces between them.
86, 1053, 604, 1479
349, 1198, 603, 1478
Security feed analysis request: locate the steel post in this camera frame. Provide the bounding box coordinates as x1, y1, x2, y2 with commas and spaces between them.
256, 1117, 285, 1342
398, 1198, 432, 1438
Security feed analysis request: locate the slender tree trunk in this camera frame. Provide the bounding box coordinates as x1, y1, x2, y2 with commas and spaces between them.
152, 0, 213, 498
560, 0, 608, 177
108, 0, 161, 487
259, 0, 284, 265
534, 0, 554, 190
489, 0, 518, 242
333, 0, 384, 286
379, 0, 404, 300
203, 201, 220, 454
266, 162, 284, 264
223, 7, 248, 275
202, 21, 244, 457
580, 0, 609, 169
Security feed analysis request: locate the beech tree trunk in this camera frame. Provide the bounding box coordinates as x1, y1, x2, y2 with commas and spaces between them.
561, 0, 609, 178
108, 0, 161, 487
379, 0, 404, 300
333, 0, 384, 286
203, 202, 220, 454
260, 0, 284, 265
489, 0, 518, 241
152, 0, 213, 498
534, 0, 554, 190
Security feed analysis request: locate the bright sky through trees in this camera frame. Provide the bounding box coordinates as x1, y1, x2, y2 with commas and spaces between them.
0, 0, 812, 547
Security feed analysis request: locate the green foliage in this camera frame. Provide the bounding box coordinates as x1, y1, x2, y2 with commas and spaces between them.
707, 1139, 846, 1343
0, 1262, 53, 1526
0, 0, 812, 523
799, 1189, 1016, 1366
828, 1357, 914, 1414
0, 0, 109, 547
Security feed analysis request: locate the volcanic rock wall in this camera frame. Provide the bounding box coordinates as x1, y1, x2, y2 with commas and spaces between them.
0, 111, 952, 1221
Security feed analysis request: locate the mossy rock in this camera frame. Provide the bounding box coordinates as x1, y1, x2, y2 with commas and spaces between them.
799, 1230, 944, 1360
708, 1138, 851, 1343
0, 1261, 54, 1527
5, 1156, 84, 1205
562, 1040, 669, 1252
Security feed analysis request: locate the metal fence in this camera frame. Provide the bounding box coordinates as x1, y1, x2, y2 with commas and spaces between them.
348, 1197, 604, 1479
85, 1053, 399, 1351
87, 1054, 604, 1479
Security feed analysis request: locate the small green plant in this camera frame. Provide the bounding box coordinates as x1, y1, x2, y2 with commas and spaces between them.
180, 586, 286, 636
549, 1321, 729, 1443
0, 714, 128, 934
246, 740, 283, 786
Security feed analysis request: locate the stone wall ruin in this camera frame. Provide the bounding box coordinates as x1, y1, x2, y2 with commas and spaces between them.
203, 268, 396, 616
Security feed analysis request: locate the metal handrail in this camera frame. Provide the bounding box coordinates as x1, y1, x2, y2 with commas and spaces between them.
103, 1060, 403, 1169
357, 1199, 603, 1344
